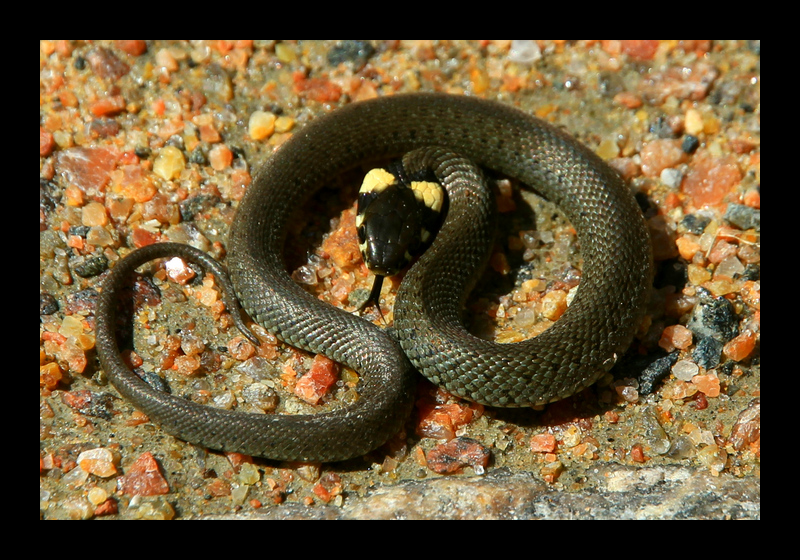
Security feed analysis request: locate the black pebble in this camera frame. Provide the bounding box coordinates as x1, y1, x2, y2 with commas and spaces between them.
40, 292, 59, 315
74, 255, 109, 278
724, 203, 760, 231
682, 135, 700, 154
692, 336, 724, 369
639, 351, 680, 395
686, 288, 739, 343
680, 213, 711, 235
327, 40, 375, 68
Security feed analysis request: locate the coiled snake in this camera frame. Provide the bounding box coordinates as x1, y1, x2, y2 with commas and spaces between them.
96, 93, 652, 462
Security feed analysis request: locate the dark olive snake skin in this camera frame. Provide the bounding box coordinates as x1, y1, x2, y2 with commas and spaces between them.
96, 93, 653, 462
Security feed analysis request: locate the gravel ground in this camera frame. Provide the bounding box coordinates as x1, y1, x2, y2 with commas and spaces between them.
40, 40, 760, 520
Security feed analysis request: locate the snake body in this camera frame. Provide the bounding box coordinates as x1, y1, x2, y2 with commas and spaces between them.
96, 93, 652, 462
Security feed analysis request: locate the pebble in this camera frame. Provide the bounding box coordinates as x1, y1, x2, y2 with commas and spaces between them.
530, 433, 556, 453
640, 139, 687, 177
686, 288, 739, 343
291, 264, 318, 286
676, 236, 701, 261
173, 354, 201, 375
164, 256, 196, 284
127, 496, 175, 520
723, 330, 757, 362
274, 116, 295, 134
696, 444, 727, 476
118, 452, 170, 497
61, 497, 95, 520
512, 307, 537, 328
40, 127, 56, 156
715, 254, 745, 278
659, 324, 693, 352
728, 398, 760, 452
540, 290, 567, 321
85, 47, 130, 80
687, 424, 715, 447
638, 351, 679, 395
249, 111, 276, 140
81, 201, 108, 227
639, 406, 671, 455
73, 255, 108, 278
213, 391, 235, 410
155, 48, 179, 72
235, 356, 280, 382
596, 138, 620, 160
680, 213, 712, 235
227, 336, 256, 361
540, 460, 564, 483
619, 40, 659, 61
692, 336, 724, 369
93, 497, 119, 517
692, 373, 720, 397
58, 315, 84, 338
681, 154, 742, 207
294, 355, 339, 405
242, 382, 279, 412
40, 361, 63, 389
724, 203, 760, 231
153, 145, 185, 181
40, 292, 59, 315
681, 135, 700, 154
416, 394, 482, 441
671, 359, 699, 381
617, 384, 639, 403
56, 147, 117, 194
208, 144, 233, 170
684, 109, 704, 135
661, 378, 698, 400
61, 389, 113, 419
327, 40, 375, 68
86, 486, 109, 506
426, 437, 491, 474
235, 462, 262, 486
77, 447, 119, 477
62, 465, 90, 488
508, 40, 542, 64
665, 435, 694, 460
660, 168, 683, 188
274, 42, 297, 63
115, 40, 147, 56
561, 425, 582, 448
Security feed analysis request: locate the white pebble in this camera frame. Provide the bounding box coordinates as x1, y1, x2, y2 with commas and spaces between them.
660, 168, 683, 188
672, 359, 699, 381
508, 40, 542, 64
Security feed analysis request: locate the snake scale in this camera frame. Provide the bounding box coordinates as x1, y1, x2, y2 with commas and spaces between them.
95, 93, 653, 462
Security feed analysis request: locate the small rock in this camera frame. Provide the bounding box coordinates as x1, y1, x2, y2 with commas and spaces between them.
686, 288, 739, 343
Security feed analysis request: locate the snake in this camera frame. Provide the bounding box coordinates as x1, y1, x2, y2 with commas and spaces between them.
95, 93, 653, 462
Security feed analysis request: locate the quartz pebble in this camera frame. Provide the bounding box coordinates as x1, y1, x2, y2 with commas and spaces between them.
153, 146, 185, 180
728, 398, 760, 451
249, 111, 276, 140
77, 447, 118, 477
659, 325, 693, 352
508, 40, 542, 64
672, 359, 699, 381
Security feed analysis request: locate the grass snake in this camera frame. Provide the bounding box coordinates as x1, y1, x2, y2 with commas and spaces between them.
95, 93, 653, 462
